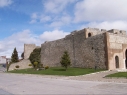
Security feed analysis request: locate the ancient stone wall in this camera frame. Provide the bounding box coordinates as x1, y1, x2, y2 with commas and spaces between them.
74, 32, 106, 69
41, 28, 106, 69
24, 44, 36, 59
41, 35, 74, 67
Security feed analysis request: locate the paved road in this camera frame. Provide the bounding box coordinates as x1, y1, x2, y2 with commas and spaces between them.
0, 66, 6, 72
0, 72, 127, 94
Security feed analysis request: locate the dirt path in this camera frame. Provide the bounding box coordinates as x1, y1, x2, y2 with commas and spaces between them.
67, 70, 127, 83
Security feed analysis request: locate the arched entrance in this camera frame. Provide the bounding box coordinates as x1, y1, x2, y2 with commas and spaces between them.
115, 56, 119, 68
88, 33, 91, 37
125, 50, 127, 69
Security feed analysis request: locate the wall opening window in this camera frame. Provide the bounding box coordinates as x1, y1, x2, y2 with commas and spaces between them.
88, 33, 91, 37
115, 56, 119, 68
125, 50, 127, 68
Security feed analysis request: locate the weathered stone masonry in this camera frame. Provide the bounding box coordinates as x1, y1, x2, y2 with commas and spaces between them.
24, 44, 40, 59
41, 28, 107, 69
24, 28, 127, 70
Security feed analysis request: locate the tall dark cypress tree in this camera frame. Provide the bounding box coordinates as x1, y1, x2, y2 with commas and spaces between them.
11, 47, 19, 63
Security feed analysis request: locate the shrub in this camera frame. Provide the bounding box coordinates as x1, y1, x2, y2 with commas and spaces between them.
15, 65, 19, 68
34, 62, 38, 66
29, 48, 41, 67
28, 64, 32, 66
34, 62, 39, 70
60, 51, 71, 70
45, 66, 49, 70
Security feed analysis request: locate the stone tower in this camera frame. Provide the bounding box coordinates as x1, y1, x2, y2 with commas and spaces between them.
24, 44, 36, 59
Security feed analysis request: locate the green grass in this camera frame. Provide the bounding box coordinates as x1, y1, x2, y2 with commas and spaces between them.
106, 72, 127, 78
8, 67, 104, 76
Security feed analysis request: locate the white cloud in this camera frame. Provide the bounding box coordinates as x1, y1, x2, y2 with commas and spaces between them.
74, 0, 127, 23
0, 0, 12, 7
29, 19, 37, 24
40, 29, 69, 41
30, 13, 51, 24
31, 13, 38, 19
44, 0, 76, 13
0, 30, 41, 58
29, 13, 38, 24
81, 21, 127, 31
40, 15, 51, 22
30, 12, 72, 28
50, 14, 72, 28
50, 21, 63, 28
0, 29, 69, 58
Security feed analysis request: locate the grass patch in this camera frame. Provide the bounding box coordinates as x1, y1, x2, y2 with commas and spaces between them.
8, 67, 104, 76
106, 72, 127, 78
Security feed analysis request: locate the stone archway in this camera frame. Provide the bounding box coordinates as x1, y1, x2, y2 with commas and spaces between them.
115, 56, 119, 68
88, 33, 91, 37
125, 50, 127, 69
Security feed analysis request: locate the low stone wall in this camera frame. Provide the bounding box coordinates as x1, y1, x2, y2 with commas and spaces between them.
8, 59, 32, 71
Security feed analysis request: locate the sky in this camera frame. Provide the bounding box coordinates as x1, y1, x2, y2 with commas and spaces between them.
0, 0, 127, 58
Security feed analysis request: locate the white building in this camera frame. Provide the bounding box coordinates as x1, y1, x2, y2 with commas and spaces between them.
0, 56, 6, 65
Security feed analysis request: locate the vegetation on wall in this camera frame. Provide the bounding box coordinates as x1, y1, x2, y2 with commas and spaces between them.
11, 48, 19, 63
60, 51, 71, 70
29, 48, 41, 69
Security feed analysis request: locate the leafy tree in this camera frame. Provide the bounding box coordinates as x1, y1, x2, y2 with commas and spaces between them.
11, 48, 19, 63
29, 48, 41, 68
60, 51, 71, 70
21, 52, 24, 59
34, 62, 38, 70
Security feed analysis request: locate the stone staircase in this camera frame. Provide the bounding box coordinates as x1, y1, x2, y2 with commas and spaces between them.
8, 59, 32, 71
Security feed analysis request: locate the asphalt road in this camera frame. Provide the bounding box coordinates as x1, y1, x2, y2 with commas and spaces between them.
0, 66, 6, 72
0, 72, 127, 94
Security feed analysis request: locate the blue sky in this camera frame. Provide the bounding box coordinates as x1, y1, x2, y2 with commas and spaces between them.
0, 0, 127, 58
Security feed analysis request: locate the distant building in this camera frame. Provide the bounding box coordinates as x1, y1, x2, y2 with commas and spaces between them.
0, 56, 6, 65
6, 58, 11, 64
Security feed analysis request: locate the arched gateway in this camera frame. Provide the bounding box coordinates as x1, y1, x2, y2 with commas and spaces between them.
125, 50, 127, 69
115, 56, 119, 68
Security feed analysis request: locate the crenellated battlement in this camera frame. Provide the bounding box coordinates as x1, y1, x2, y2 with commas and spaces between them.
107, 29, 126, 35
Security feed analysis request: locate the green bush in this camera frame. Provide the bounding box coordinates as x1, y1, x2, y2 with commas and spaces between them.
45, 66, 49, 70
60, 51, 71, 70
29, 64, 32, 66
29, 48, 41, 67
15, 65, 19, 68
34, 62, 38, 66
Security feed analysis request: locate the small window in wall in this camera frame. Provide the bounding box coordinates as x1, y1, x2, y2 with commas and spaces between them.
115, 56, 119, 68
88, 33, 92, 37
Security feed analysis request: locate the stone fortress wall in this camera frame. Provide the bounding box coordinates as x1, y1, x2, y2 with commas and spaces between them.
24, 28, 127, 70
41, 28, 107, 69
